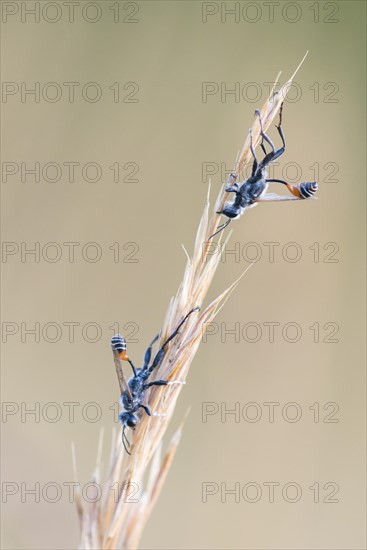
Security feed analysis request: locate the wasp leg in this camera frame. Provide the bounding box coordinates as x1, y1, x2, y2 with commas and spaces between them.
139, 404, 151, 416
249, 129, 259, 177
143, 380, 168, 389
143, 379, 186, 390
139, 402, 166, 418
146, 307, 200, 375
275, 102, 286, 149
255, 109, 285, 165
259, 140, 267, 157
143, 334, 159, 370
255, 109, 275, 151
253, 110, 268, 157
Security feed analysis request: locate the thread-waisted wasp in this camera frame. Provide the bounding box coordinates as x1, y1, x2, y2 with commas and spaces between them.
111, 307, 200, 454
210, 103, 318, 239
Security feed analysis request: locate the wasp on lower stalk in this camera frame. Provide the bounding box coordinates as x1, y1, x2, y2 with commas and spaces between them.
210, 103, 318, 239
111, 307, 200, 454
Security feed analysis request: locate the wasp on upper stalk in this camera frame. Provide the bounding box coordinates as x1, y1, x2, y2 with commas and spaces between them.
111, 307, 200, 454
210, 103, 318, 240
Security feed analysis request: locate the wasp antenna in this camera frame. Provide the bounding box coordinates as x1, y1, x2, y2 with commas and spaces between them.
208, 219, 231, 240
122, 426, 131, 455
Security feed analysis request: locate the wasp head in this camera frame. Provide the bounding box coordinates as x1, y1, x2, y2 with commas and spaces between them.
218, 204, 240, 219
119, 412, 138, 429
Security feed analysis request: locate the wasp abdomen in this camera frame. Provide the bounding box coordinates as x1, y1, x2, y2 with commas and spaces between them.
111, 334, 127, 355
298, 181, 318, 199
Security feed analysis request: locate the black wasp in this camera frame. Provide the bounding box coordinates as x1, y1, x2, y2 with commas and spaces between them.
210, 103, 318, 239
111, 307, 200, 454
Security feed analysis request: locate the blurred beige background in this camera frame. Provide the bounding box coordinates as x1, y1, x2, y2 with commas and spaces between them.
1, 1, 366, 549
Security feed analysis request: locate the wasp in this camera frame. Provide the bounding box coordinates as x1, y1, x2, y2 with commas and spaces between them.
111, 307, 200, 454
210, 103, 318, 239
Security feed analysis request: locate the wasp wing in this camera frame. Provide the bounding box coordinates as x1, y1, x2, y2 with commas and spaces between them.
112, 350, 132, 399
256, 193, 300, 202
256, 193, 299, 202
257, 193, 317, 202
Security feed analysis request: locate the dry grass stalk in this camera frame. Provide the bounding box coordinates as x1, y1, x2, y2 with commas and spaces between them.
75, 53, 308, 550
